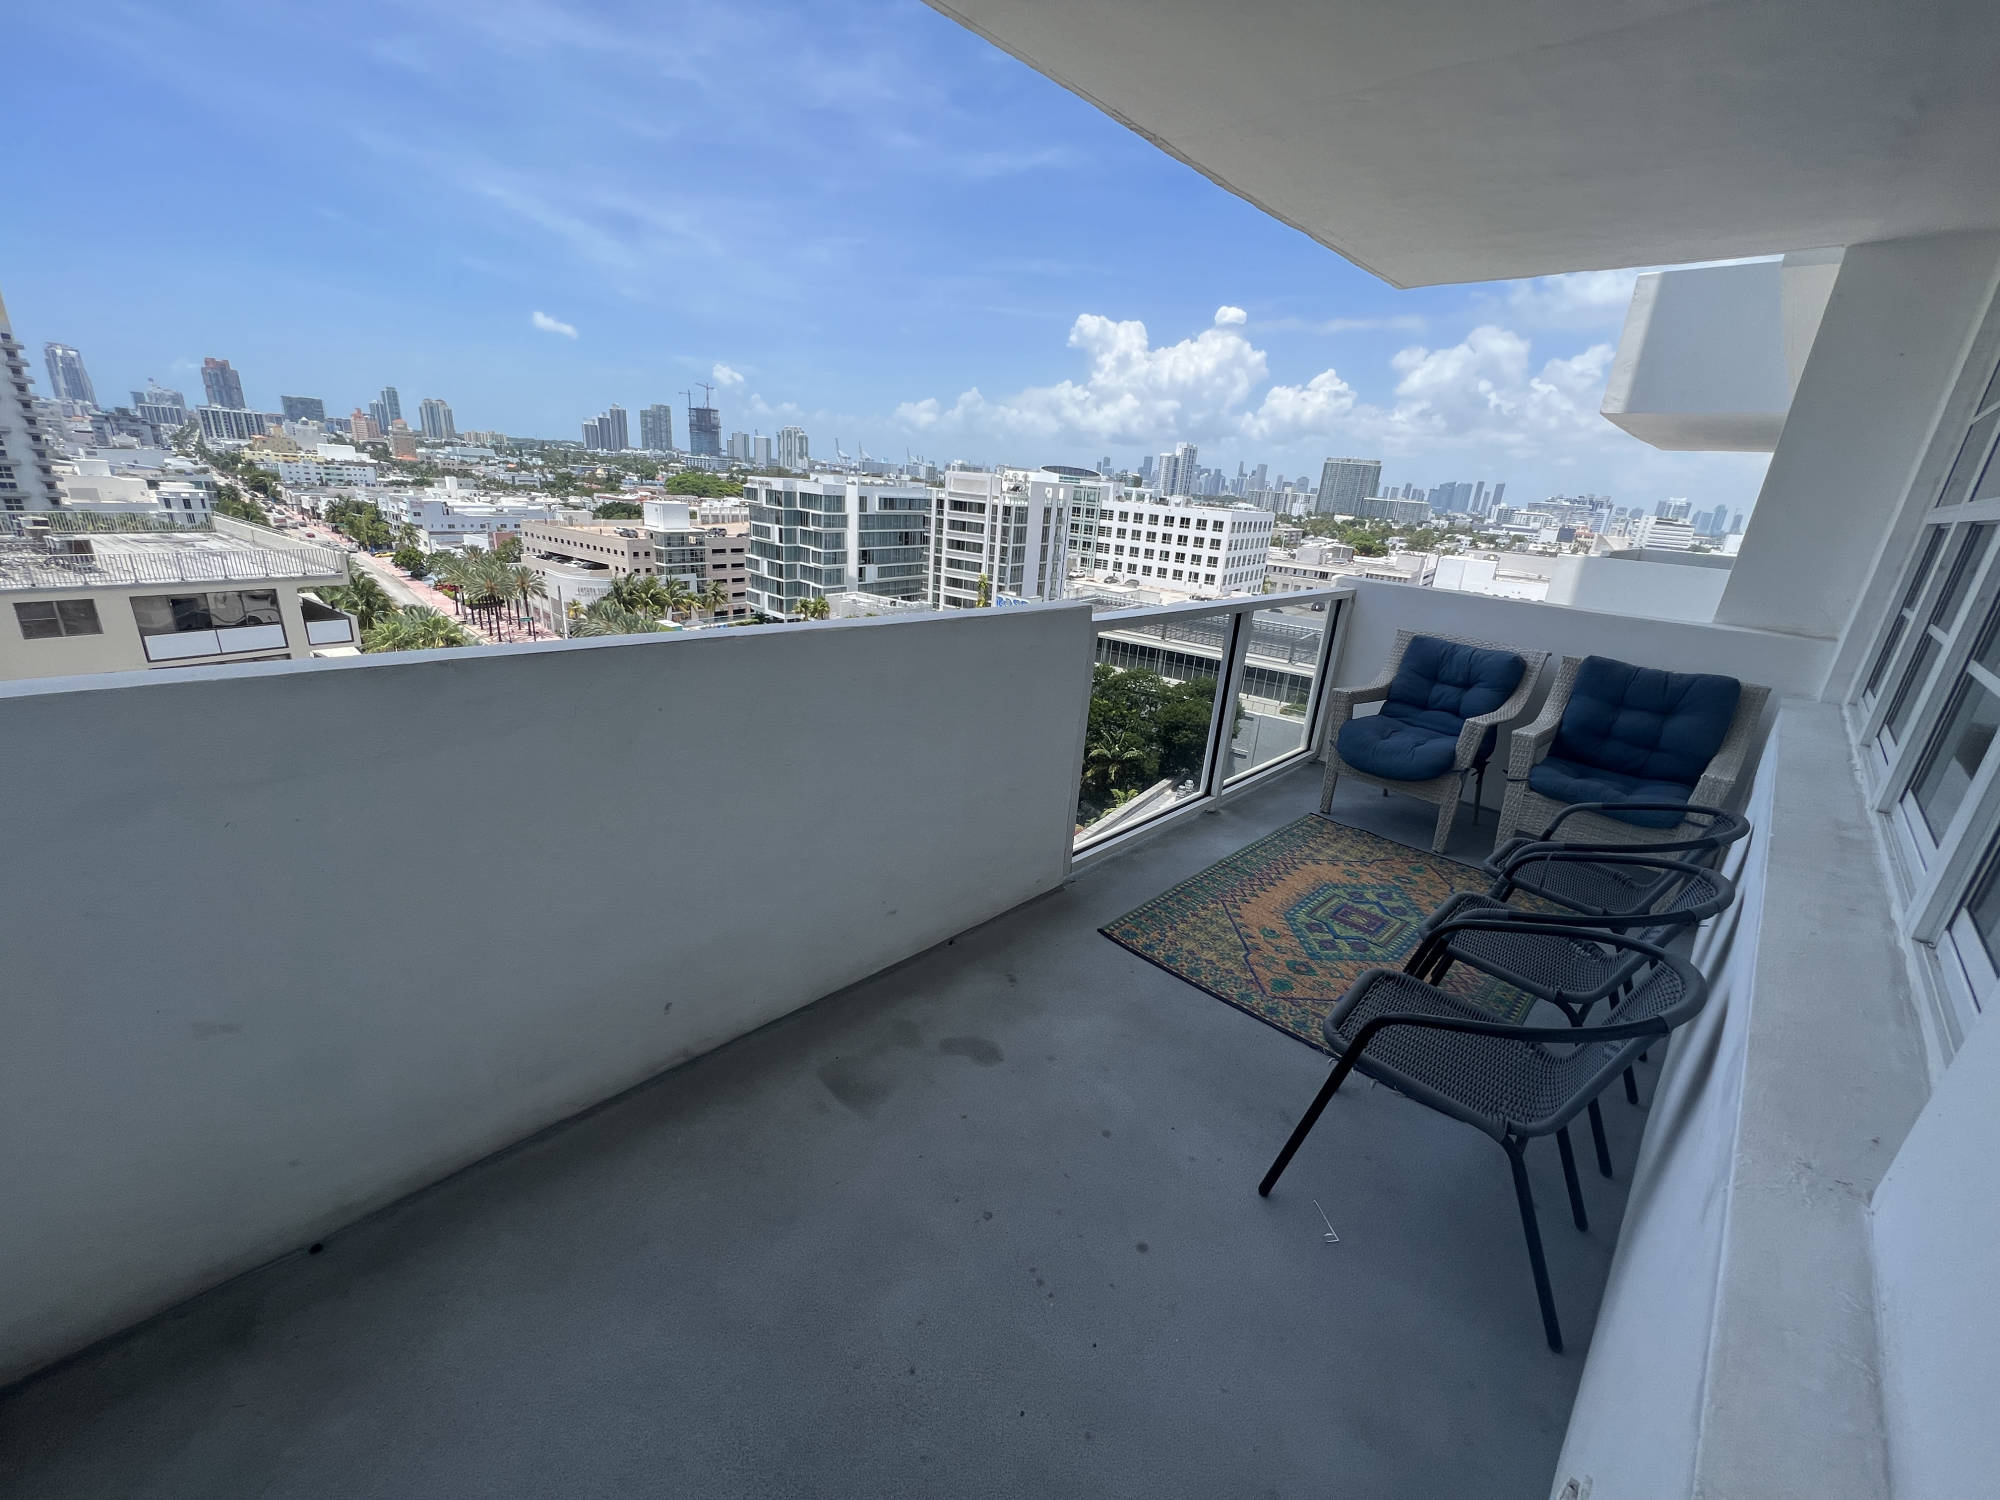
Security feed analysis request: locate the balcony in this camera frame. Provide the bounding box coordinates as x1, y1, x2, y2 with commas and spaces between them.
0, 573, 1935, 1498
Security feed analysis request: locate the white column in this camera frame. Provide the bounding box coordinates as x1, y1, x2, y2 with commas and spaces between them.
1714, 232, 2000, 643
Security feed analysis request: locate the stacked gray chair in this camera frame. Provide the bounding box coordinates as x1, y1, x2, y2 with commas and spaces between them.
1257, 927, 1708, 1352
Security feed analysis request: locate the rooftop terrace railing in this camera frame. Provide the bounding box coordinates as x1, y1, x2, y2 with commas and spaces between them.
0, 536, 349, 590
1074, 586, 1350, 853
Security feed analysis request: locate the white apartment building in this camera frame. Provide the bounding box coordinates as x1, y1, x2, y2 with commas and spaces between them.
744, 474, 930, 617
1079, 492, 1275, 595
274, 456, 379, 489
0, 294, 61, 511
1633, 514, 1698, 550
926, 467, 1069, 609
0, 513, 358, 679
58, 470, 213, 522
373, 480, 565, 548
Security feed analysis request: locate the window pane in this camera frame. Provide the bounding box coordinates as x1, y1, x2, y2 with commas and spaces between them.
1885, 633, 1940, 742
1865, 614, 1908, 698
1930, 525, 1990, 629
1901, 527, 1947, 612
1910, 681, 2000, 837
13, 601, 61, 640
1077, 611, 1231, 847
1226, 601, 1330, 782
1937, 410, 2000, 506
54, 599, 101, 636
1963, 844, 2000, 979
1973, 437, 2000, 506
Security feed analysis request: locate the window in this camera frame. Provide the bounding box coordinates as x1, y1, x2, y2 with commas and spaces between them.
1853, 309, 2000, 1051
14, 598, 102, 639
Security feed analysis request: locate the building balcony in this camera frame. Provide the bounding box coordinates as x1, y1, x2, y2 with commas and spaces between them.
0, 569, 1943, 1498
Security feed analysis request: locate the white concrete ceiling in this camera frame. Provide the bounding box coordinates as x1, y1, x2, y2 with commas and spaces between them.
926, 0, 2000, 287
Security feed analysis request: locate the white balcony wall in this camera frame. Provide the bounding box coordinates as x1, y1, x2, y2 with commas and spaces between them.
1332, 577, 1834, 704
1545, 552, 1733, 624
0, 605, 1094, 1383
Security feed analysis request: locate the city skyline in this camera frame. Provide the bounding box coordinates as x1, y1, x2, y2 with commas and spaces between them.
6, 0, 1768, 511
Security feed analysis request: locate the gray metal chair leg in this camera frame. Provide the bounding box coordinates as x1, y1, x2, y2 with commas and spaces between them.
1505, 1137, 1563, 1353
1556, 1127, 1589, 1231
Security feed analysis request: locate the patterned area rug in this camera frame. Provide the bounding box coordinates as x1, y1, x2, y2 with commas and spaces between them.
1101, 814, 1540, 1055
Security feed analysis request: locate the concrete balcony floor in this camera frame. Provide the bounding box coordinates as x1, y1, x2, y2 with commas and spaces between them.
0, 765, 1651, 1499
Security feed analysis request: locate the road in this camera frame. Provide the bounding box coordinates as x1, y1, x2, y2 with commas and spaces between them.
269, 496, 495, 643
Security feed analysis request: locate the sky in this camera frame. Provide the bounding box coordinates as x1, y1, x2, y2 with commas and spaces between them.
5, 0, 1772, 512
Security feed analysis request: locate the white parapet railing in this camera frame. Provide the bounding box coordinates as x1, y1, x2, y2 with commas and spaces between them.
1072, 586, 1351, 857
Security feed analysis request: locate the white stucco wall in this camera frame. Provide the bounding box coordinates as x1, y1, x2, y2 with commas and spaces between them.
1871, 1005, 2000, 1499
1601, 260, 1793, 451
1334, 578, 1833, 703
1717, 231, 2000, 644
0, 605, 1095, 1383
1545, 553, 1732, 624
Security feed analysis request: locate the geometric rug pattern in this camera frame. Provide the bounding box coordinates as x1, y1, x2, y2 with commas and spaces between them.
1100, 814, 1540, 1055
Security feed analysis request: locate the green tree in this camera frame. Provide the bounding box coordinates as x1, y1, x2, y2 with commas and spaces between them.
363, 605, 475, 652
491, 533, 523, 562
692, 578, 729, 622
314, 573, 396, 630
660, 471, 743, 498
793, 594, 832, 621
606, 571, 674, 618
211, 483, 270, 526
392, 544, 428, 576
507, 563, 547, 630
592, 500, 645, 519
573, 601, 671, 637
976, 573, 993, 607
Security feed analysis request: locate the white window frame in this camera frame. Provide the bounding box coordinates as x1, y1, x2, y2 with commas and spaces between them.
1848, 289, 2000, 1054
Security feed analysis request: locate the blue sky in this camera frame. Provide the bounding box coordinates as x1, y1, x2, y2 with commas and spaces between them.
6, 0, 1769, 511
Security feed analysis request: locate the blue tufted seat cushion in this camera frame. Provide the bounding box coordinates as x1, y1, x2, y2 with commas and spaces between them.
1528, 655, 1742, 827
1338, 635, 1527, 783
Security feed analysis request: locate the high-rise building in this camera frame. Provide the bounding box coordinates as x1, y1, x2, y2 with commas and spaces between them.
926, 468, 1071, 610
582, 406, 629, 451
42, 343, 96, 407
688, 401, 721, 458
377, 387, 402, 427
350, 409, 380, 442
281, 396, 326, 423
133, 381, 189, 432
417, 398, 456, 442
1155, 441, 1200, 497
1489, 482, 1506, 511
1659, 497, 1692, 521
727, 431, 753, 461
1315, 457, 1383, 516
201, 358, 245, 410
776, 426, 809, 470
753, 434, 774, 466
744, 475, 931, 616
1634, 514, 1696, 550
639, 404, 675, 452
196, 406, 268, 443
0, 293, 62, 511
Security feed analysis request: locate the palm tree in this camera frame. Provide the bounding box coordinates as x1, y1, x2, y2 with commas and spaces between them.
692, 579, 730, 623
573, 601, 672, 637
314, 573, 395, 630
658, 574, 697, 625
507, 563, 547, 634
362, 605, 475, 653
1084, 730, 1148, 801
793, 593, 832, 621
606, 571, 673, 618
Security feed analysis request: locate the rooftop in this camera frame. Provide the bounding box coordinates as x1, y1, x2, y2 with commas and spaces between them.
0, 768, 1641, 1499
0, 517, 346, 592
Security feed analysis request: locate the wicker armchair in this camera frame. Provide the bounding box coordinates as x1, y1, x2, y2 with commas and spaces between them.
1319, 630, 1549, 853
1493, 655, 1771, 852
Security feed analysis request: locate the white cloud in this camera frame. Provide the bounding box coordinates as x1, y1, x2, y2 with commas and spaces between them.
1213, 305, 1247, 326
1501, 269, 1641, 329
1255, 313, 1429, 335
893, 313, 1268, 445
891, 310, 1631, 466
530, 309, 578, 338
712, 362, 745, 388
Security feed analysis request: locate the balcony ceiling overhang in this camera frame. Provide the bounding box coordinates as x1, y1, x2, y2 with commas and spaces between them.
926, 0, 2000, 287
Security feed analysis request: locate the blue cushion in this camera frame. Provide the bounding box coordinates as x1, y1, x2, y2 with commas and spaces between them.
1382, 636, 1528, 739
1551, 656, 1741, 788
1338, 714, 1459, 782
1528, 756, 1695, 829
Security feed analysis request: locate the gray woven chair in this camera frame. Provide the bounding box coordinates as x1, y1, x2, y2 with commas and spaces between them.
1258, 927, 1708, 1352
1485, 803, 1752, 898
1494, 656, 1770, 853
1319, 630, 1549, 852
1410, 851, 1738, 1176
